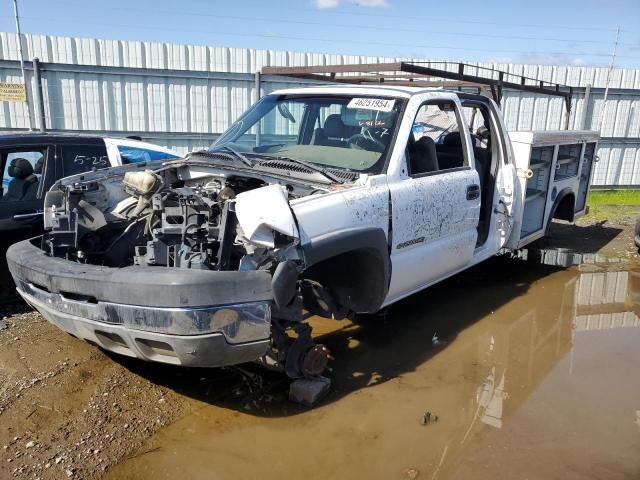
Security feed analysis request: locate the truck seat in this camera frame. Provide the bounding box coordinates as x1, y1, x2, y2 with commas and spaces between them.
409, 135, 439, 174
435, 131, 465, 169
312, 114, 356, 147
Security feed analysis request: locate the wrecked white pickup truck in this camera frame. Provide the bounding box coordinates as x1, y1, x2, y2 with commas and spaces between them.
7, 83, 598, 382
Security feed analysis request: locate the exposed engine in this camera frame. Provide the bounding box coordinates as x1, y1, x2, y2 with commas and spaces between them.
42, 163, 314, 272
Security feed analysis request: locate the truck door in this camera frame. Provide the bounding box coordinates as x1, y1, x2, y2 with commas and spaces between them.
385, 97, 481, 303
459, 96, 517, 251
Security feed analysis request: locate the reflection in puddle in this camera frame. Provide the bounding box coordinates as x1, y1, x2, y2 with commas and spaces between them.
575, 269, 640, 330
108, 261, 640, 480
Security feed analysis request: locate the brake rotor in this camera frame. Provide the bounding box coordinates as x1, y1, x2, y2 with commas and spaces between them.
302, 344, 332, 378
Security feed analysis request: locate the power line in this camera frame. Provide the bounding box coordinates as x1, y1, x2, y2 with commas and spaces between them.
10, 15, 639, 61
95, 12, 639, 47
37, 0, 636, 42
187, 0, 625, 33
600, 28, 620, 132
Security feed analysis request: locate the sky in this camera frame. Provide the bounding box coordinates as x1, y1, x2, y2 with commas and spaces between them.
0, 0, 639, 68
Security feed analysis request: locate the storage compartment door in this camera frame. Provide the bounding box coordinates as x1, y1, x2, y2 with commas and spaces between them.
575, 142, 597, 213
520, 145, 554, 240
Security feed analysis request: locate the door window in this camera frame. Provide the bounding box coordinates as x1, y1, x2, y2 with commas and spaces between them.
1, 149, 45, 202
408, 101, 468, 176
60, 144, 109, 177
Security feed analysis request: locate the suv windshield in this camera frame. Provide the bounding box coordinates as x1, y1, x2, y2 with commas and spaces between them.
210, 94, 404, 175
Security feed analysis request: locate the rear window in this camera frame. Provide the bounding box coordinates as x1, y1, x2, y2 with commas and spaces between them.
118, 146, 179, 164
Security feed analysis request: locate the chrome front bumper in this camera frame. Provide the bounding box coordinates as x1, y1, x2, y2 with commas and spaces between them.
16, 280, 271, 367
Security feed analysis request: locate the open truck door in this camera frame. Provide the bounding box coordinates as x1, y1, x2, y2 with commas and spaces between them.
459, 95, 519, 254
493, 112, 518, 248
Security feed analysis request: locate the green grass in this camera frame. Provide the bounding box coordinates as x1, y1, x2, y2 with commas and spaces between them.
588, 189, 640, 206
578, 204, 640, 224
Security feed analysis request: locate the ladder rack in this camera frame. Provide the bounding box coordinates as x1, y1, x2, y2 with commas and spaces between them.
262, 61, 574, 129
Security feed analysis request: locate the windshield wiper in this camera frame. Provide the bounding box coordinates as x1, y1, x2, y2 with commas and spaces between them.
218, 145, 254, 167
261, 155, 345, 184
190, 147, 254, 168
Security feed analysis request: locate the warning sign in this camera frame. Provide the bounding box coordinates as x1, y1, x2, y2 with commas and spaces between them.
0, 83, 26, 102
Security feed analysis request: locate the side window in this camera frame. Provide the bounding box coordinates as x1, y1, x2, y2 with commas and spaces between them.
462, 105, 486, 134
408, 101, 467, 176
60, 144, 109, 177
0, 149, 45, 202
461, 102, 494, 151
118, 145, 179, 165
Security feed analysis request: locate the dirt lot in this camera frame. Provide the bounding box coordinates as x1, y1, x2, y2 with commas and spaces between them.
1, 205, 639, 480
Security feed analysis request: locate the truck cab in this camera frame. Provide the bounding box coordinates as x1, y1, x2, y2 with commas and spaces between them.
263, 86, 519, 310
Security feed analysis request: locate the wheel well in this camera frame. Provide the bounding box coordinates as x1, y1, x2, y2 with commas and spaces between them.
552, 191, 575, 222
302, 247, 388, 314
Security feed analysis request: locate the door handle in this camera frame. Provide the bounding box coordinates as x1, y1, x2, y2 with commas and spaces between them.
13, 211, 43, 221
466, 184, 480, 201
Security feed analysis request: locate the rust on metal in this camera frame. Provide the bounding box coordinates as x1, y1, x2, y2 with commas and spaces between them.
302, 344, 333, 378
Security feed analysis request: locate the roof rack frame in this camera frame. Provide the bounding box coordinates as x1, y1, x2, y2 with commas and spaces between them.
262, 61, 574, 129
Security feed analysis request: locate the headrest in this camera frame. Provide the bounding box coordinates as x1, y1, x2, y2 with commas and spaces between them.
475, 126, 490, 140
324, 114, 349, 138
33, 156, 44, 174
8, 158, 34, 179
415, 136, 436, 152
443, 132, 462, 147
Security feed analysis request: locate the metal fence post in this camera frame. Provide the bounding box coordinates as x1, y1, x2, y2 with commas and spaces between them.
13, 0, 34, 130
255, 71, 261, 146
564, 98, 571, 130
32, 57, 46, 132
578, 84, 591, 130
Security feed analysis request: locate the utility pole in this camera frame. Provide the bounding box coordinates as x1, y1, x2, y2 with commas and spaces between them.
12, 0, 34, 131
599, 27, 620, 132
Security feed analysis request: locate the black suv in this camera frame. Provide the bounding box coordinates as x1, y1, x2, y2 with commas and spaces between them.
0, 133, 179, 302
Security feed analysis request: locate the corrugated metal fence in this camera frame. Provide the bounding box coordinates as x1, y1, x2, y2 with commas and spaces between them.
0, 32, 639, 187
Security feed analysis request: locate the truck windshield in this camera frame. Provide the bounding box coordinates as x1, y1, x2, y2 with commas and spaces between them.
210, 94, 404, 174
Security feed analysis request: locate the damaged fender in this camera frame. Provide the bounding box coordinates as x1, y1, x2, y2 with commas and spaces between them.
235, 184, 299, 248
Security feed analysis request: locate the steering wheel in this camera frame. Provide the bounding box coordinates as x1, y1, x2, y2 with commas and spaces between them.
347, 129, 386, 152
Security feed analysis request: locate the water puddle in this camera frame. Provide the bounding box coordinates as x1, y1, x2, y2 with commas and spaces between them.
108, 256, 640, 479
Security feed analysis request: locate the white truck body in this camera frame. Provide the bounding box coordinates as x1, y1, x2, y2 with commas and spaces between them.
273, 86, 595, 306
7, 85, 598, 378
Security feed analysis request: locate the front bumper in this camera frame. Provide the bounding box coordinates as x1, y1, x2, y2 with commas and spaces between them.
7, 239, 273, 367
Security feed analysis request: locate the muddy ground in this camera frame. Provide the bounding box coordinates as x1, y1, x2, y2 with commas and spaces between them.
1, 205, 639, 480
